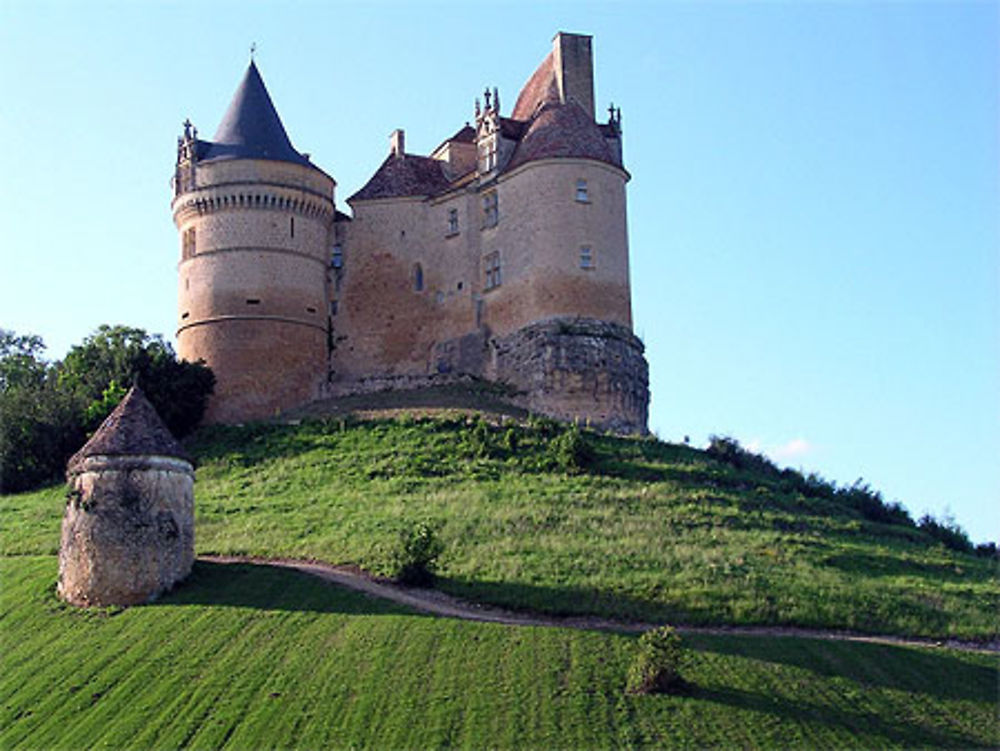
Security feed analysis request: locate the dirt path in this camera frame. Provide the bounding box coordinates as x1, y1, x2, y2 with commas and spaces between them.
199, 555, 999, 654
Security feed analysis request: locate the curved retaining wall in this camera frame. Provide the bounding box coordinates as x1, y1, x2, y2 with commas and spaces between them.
489, 317, 648, 434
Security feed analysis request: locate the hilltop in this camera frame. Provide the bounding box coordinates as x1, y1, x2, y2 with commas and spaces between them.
6, 412, 995, 640
2, 413, 998, 749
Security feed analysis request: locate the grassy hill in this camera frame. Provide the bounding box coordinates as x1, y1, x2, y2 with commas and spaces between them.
1, 414, 997, 748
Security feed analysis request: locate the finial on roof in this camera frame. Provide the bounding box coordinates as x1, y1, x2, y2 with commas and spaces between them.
493, 87, 500, 114
484, 87, 492, 109
475, 98, 481, 118
250, 42, 257, 61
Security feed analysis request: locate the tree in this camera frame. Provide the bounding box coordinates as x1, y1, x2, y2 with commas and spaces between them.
59, 325, 214, 437
0, 329, 48, 392
0, 331, 86, 493
1, 325, 214, 494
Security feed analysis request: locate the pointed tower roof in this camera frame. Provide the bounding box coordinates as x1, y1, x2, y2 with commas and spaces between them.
68, 387, 191, 473
199, 61, 311, 166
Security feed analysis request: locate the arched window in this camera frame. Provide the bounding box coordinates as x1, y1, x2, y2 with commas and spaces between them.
413, 263, 424, 292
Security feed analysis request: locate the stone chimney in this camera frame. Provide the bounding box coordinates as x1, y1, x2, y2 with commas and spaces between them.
553, 32, 595, 120
390, 128, 405, 157
58, 387, 195, 607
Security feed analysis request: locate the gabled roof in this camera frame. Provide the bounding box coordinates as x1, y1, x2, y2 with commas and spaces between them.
199, 61, 312, 167
349, 154, 451, 202
68, 386, 191, 472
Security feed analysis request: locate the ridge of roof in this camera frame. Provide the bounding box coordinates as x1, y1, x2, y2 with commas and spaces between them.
68, 386, 191, 473
200, 61, 312, 167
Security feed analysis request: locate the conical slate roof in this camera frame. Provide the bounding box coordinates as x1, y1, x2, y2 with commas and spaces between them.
199, 61, 311, 166
68, 386, 191, 473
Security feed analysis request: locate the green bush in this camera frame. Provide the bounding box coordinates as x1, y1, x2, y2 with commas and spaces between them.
626, 626, 689, 695
549, 424, 594, 473
385, 521, 445, 587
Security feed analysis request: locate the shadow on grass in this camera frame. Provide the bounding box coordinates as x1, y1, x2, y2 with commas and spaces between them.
691, 634, 996, 703
156, 560, 420, 617
690, 682, 991, 750
437, 575, 696, 626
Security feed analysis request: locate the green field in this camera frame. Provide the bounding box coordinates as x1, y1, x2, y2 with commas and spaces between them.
2, 416, 998, 749
2, 557, 996, 750
4, 417, 996, 639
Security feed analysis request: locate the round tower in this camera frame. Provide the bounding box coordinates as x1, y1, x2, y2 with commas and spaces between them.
172, 61, 336, 423
59, 387, 195, 607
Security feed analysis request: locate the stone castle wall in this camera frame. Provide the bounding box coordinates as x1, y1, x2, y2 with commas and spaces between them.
59, 455, 194, 607
489, 317, 648, 433
174, 158, 335, 422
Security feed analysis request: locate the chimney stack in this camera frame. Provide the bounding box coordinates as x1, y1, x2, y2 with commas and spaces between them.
553, 32, 595, 120
390, 128, 405, 157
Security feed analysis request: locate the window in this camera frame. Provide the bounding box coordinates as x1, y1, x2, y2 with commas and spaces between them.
484, 251, 502, 290
575, 179, 589, 203
482, 191, 498, 229
331, 244, 343, 268
413, 263, 424, 292
580, 245, 594, 269
182, 227, 196, 259
479, 136, 497, 173
290, 216, 295, 238
447, 208, 459, 236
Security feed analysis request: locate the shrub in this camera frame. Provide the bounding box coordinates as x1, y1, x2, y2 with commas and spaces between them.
549, 424, 594, 473
974, 542, 997, 559
917, 512, 973, 554
385, 521, 445, 587
626, 626, 689, 695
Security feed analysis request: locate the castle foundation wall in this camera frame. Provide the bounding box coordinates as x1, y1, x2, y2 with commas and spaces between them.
489, 317, 648, 433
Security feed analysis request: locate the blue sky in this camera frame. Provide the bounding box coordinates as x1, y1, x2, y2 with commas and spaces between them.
1, 1, 996, 542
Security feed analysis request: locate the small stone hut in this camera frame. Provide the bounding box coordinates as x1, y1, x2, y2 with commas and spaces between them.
58, 386, 195, 607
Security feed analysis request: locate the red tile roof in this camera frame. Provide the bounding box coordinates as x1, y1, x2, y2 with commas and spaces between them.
349, 153, 452, 201
511, 51, 561, 121
351, 41, 623, 199
506, 101, 619, 171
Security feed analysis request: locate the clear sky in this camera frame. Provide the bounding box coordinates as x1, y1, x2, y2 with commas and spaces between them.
1, 1, 996, 542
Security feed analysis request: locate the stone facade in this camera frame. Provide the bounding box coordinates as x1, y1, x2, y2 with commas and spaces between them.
173, 32, 650, 433
58, 388, 195, 607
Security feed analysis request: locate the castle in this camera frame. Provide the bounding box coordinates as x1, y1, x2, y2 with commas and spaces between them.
172, 33, 649, 433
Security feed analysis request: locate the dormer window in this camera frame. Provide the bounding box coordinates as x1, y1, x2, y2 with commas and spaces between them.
575, 179, 589, 203
478, 135, 497, 173
482, 191, 498, 229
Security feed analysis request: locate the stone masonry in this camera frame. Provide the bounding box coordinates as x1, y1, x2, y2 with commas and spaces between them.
58, 387, 195, 607
172, 32, 650, 432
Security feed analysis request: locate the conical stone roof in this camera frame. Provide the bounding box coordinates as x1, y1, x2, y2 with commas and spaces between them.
200, 61, 311, 166
67, 386, 191, 473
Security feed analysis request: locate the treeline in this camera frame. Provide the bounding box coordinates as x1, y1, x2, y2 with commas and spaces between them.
705, 435, 994, 557
0, 326, 214, 493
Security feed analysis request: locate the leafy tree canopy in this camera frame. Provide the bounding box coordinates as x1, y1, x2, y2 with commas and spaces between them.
0, 325, 213, 493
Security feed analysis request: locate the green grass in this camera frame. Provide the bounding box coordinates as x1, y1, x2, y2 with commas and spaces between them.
2, 557, 996, 750
4, 416, 996, 639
